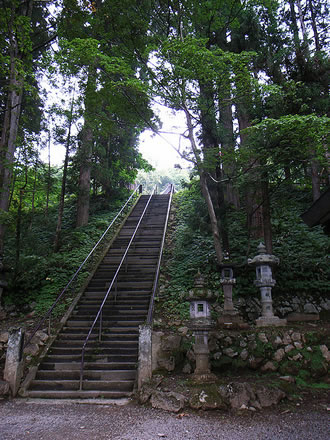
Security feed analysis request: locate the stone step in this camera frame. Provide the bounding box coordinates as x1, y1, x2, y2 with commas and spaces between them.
35, 369, 136, 381
66, 318, 145, 327
44, 353, 137, 363
26, 193, 171, 399
52, 337, 138, 347
30, 379, 134, 392
25, 390, 133, 399
39, 361, 136, 371
60, 326, 140, 335
48, 346, 137, 356
76, 305, 148, 311
72, 310, 147, 317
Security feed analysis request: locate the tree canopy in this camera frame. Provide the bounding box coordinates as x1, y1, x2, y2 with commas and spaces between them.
0, 0, 329, 310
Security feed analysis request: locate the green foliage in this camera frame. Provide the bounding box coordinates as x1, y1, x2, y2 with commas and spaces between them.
137, 168, 189, 193
3, 193, 134, 316
159, 177, 330, 315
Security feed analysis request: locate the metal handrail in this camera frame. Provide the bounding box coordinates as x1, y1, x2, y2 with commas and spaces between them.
24, 185, 142, 348
147, 184, 174, 325
79, 187, 156, 390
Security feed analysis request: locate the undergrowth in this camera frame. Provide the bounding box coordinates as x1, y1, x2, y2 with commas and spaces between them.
157, 180, 330, 321
3, 191, 134, 317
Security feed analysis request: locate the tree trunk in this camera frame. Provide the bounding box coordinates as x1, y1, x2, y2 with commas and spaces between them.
14, 167, 28, 280
200, 173, 223, 264
308, 0, 320, 51
28, 165, 37, 229
45, 128, 51, 217
310, 158, 321, 201
183, 105, 223, 264
54, 94, 75, 250
76, 70, 96, 228
219, 80, 240, 208
54, 141, 70, 251
296, 0, 307, 39
0, 0, 34, 257
0, 63, 24, 256
261, 175, 273, 253
237, 103, 264, 240
76, 122, 93, 227
289, 0, 306, 77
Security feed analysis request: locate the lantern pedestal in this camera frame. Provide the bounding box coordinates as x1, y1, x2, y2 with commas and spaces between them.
248, 243, 286, 328
255, 316, 287, 327
187, 272, 217, 383
217, 265, 245, 328
191, 330, 217, 383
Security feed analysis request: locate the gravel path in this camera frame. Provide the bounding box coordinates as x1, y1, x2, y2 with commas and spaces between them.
0, 399, 329, 440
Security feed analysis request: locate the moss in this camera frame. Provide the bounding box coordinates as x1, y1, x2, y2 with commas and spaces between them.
211, 355, 232, 371
309, 346, 327, 377
254, 339, 273, 358
305, 331, 320, 345
297, 369, 310, 381
232, 358, 248, 370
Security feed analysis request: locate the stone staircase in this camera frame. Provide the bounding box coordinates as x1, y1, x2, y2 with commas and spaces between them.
25, 194, 170, 398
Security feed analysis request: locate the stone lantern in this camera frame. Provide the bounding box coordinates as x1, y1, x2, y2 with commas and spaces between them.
248, 243, 286, 327
187, 271, 217, 382
218, 263, 244, 328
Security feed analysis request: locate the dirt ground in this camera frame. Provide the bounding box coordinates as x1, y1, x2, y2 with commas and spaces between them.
0, 396, 329, 440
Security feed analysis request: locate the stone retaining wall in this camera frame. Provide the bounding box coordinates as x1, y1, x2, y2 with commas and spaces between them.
223, 294, 330, 323
152, 327, 330, 381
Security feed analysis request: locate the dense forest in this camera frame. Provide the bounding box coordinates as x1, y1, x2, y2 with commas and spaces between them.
0, 0, 329, 316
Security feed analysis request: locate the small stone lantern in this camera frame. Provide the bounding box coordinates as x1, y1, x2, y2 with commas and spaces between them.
187, 271, 217, 382
218, 263, 245, 328
248, 243, 286, 327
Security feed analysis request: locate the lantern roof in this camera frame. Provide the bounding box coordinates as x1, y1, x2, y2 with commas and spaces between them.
247, 243, 279, 267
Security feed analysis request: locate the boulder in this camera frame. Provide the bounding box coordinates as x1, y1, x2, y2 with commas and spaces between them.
219, 382, 286, 410
150, 391, 186, 413
320, 345, 330, 362
158, 356, 175, 372
274, 336, 283, 345
177, 327, 189, 336
182, 363, 192, 374
283, 333, 292, 345
161, 335, 181, 352
280, 376, 295, 383
255, 386, 286, 408
138, 385, 154, 404
0, 331, 9, 343
24, 343, 39, 356
261, 361, 278, 372
258, 333, 268, 344
138, 376, 164, 404
223, 348, 238, 358
248, 356, 263, 370
240, 349, 249, 361
284, 344, 295, 353
219, 382, 259, 410
304, 303, 318, 314
189, 389, 227, 410
0, 380, 10, 397
274, 348, 285, 362
291, 332, 302, 342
